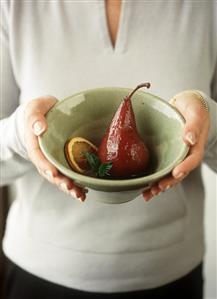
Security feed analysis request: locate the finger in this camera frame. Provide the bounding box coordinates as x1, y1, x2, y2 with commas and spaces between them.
36, 152, 87, 200
26, 129, 58, 177
172, 146, 203, 178
39, 166, 87, 201
158, 174, 176, 191
150, 185, 162, 196
58, 183, 87, 202
142, 183, 161, 201
142, 190, 153, 201
56, 174, 87, 201
158, 173, 188, 191
39, 168, 87, 201
70, 188, 87, 202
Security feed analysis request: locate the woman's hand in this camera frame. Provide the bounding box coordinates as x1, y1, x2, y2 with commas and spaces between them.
24, 96, 87, 202
143, 90, 210, 201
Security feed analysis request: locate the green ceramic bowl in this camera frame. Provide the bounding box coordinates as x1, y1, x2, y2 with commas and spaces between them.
39, 87, 189, 204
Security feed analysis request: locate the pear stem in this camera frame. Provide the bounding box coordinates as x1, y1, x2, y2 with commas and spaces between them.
127, 82, 151, 99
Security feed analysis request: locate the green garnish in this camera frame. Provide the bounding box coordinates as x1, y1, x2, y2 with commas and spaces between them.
84, 152, 100, 173
84, 152, 113, 178
98, 162, 113, 178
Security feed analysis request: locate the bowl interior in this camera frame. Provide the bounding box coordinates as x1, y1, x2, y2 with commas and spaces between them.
39, 88, 188, 192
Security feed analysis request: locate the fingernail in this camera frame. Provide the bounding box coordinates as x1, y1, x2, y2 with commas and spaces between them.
33, 121, 44, 136
70, 190, 77, 198
59, 183, 69, 193
77, 192, 86, 202
70, 190, 83, 202
158, 185, 164, 191
143, 194, 153, 201
165, 185, 171, 190
185, 132, 196, 145
38, 168, 43, 175
151, 189, 159, 196
145, 197, 152, 202
44, 170, 53, 178
174, 172, 185, 179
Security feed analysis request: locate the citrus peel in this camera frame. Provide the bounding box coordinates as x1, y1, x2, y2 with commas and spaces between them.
64, 137, 98, 174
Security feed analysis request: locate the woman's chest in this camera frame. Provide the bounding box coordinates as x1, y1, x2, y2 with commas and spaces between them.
10, 1, 216, 102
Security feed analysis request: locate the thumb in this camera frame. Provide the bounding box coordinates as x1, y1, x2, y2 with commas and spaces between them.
32, 115, 47, 136
170, 91, 206, 146
182, 106, 202, 146
25, 96, 58, 136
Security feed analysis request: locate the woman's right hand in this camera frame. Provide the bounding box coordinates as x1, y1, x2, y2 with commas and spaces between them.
24, 96, 87, 201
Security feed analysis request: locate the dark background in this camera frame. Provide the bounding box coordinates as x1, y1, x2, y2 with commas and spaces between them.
0, 187, 9, 299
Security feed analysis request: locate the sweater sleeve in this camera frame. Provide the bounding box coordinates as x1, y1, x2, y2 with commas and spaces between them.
0, 1, 32, 186
198, 65, 217, 173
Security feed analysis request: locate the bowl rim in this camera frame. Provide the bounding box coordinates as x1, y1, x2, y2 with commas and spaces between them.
39, 86, 189, 187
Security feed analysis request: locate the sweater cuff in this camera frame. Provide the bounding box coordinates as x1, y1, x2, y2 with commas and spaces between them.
0, 102, 29, 160
195, 90, 217, 149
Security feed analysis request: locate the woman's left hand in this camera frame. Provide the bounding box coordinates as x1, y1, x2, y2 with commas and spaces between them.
142, 90, 210, 201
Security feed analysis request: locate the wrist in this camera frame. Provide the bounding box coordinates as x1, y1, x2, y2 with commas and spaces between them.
170, 90, 209, 113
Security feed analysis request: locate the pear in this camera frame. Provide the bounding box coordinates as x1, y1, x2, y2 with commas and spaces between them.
98, 83, 150, 178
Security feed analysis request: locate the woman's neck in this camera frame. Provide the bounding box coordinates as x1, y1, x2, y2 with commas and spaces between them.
105, 0, 122, 47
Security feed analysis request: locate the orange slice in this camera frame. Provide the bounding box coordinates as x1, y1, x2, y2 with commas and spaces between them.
65, 137, 98, 174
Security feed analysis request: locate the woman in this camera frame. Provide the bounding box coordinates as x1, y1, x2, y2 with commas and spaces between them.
1, 1, 216, 298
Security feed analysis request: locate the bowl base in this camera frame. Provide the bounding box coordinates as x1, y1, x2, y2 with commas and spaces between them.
88, 187, 149, 204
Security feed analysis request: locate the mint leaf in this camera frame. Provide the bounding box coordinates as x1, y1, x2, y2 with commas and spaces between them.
84, 152, 100, 172
98, 162, 113, 178
84, 152, 113, 178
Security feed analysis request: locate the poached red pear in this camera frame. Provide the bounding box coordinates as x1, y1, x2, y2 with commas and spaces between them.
98, 83, 150, 178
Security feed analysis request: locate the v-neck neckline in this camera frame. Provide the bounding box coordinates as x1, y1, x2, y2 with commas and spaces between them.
98, 0, 131, 54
